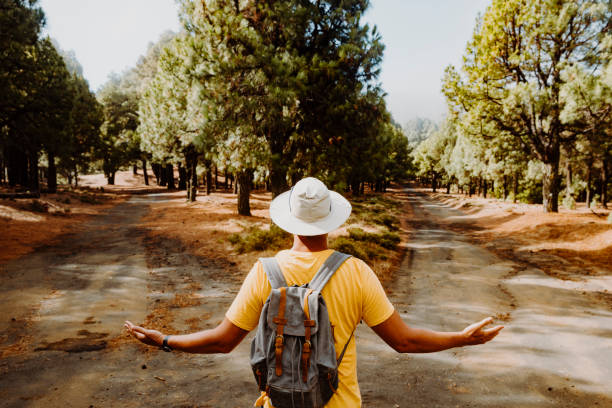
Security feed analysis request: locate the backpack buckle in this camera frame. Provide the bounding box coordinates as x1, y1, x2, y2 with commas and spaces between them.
275, 334, 284, 346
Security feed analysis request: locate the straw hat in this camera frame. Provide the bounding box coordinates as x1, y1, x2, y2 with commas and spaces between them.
270, 177, 352, 236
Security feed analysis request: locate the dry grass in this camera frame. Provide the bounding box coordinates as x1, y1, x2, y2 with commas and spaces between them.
428, 191, 612, 273
141, 187, 409, 285
0, 190, 125, 266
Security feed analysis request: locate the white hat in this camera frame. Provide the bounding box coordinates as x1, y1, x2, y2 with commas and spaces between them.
270, 177, 352, 236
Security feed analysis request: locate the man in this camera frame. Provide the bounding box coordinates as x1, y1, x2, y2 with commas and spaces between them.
125, 177, 503, 407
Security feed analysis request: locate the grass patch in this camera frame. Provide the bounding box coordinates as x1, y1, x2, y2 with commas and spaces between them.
330, 228, 400, 262
350, 194, 402, 229
228, 224, 292, 254
77, 194, 101, 204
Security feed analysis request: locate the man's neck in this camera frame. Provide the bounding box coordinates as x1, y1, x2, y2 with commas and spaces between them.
291, 234, 328, 252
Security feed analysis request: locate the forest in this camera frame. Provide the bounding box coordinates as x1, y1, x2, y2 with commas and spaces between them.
1, 0, 611, 215
411, 0, 612, 213
1, 0, 411, 216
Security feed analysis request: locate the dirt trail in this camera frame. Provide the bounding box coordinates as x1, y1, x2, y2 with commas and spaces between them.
357, 190, 612, 407
1, 189, 611, 407
0, 193, 254, 408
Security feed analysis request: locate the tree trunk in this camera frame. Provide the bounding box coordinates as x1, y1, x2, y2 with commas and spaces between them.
205, 166, 212, 195
47, 150, 57, 193
152, 163, 162, 185
601, 159, 608, 209
350, 179, 361, 196
166, 164, 175, 189
28, 149, 39, 192
586, 164, 592, 208
446, 181, 451, 194
269, 166, 288, 198
513, 173, 519, 204
233, 173, 238, 194
159, 163, 167, 186
236, 170, 251, 216
224, 167, 228, 189
431, 172, 437, 193
482, 179, 488, 198
142, 160, 149, 186
503, 175, 508, 200
74, 164, 79, 187
133, 164, 138, 175
542, 160, 560, 212
214, 164, 218, 190
178, 163, 187, 190
185, 152, 198, 202
107, 172, 115, 185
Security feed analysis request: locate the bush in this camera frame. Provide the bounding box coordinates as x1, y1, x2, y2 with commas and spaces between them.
562, 194, 576, 210
78, 194, 100, 204
607, 212, 612, 224
228, 224, 292, 253
28, 200, 48, 213
330, 236, 368, 260
591, 194, 600, 209
347, 228, 400, 250
374, 213, 399, 230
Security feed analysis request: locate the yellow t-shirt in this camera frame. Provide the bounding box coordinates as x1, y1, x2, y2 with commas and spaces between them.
226, 249, 395, 408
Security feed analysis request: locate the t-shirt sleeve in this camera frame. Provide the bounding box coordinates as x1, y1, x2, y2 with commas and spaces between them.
226, 261, 270, 332
359, 260, 395, 327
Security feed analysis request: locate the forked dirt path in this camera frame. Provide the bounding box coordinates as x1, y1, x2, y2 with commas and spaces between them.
1, 189, 611, 407
357, 189, 612, 407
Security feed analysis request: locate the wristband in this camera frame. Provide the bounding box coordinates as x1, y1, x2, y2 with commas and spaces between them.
161, 335, 173, 352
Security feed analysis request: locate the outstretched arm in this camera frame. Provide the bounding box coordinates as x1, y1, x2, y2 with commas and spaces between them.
372, 311, 503, 353
124, 317, 249, 354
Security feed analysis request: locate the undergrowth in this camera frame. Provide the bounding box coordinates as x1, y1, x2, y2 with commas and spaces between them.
330, 228, 400, 262
227, 193, 402, 261
228, 224, 292, 254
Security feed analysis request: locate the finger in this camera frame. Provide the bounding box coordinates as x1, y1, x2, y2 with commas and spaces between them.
130, 325, 149, 335
483, 325, 504, 336
471, 317, 494, 333
465, 317, 493, 335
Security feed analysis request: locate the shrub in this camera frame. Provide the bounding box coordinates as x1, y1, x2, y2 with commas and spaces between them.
347, 228, 401, 250
228, 224, 292, 254
374, 213, 399, 230
78, 194, 100, 204
330, 236, 368, 260
28, 200, 48, 213
562, 194, 576, 210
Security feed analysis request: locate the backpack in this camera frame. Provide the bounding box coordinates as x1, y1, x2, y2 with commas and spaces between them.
250, 251, 353, 408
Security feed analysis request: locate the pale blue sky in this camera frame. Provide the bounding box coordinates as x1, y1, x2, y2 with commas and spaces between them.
39, 0, 489, 125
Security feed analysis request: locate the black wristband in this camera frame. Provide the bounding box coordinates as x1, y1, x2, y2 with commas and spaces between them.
161, 335, 173, 352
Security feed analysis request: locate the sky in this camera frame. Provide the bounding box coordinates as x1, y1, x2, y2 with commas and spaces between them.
39, 0, 490, 126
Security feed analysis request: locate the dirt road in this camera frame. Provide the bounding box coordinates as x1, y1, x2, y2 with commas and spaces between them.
357, 190, 612, 407
0, 189, 610, 407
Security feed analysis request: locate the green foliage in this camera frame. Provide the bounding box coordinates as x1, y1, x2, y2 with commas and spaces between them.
562, 194, 576, 210
228, 224, 292, 254
347, 228, 401, 250
441, 0, 611, 212
330, 228, 400, 262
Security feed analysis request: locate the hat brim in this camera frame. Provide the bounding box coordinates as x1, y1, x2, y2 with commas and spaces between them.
269, 190, 352, 236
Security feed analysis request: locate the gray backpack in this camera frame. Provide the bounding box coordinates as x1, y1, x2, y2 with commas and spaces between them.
250, 251, 353, 408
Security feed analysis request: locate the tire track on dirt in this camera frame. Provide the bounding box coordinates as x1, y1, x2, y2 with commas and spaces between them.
356, 189, 612, 408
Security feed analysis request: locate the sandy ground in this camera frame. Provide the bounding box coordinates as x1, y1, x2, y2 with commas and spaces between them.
0, 184, 610, 407
0, 170, 164, 265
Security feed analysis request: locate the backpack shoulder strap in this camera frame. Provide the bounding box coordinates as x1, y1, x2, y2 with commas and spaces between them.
308, 251, 351, 292
259, 257, 288, 289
